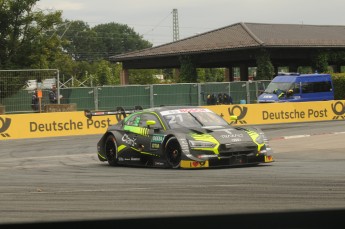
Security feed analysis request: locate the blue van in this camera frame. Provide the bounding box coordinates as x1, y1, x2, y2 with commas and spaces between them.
257, 73, 334, 103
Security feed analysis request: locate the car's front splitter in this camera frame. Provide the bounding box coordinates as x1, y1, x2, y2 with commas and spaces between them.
180, 155, 273, 169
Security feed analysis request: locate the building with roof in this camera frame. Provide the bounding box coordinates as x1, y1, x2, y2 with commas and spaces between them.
110, 22, 345, 84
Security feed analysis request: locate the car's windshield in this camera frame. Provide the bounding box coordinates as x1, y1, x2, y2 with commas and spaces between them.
160, 108, 228, 129
264, 82, 293, 93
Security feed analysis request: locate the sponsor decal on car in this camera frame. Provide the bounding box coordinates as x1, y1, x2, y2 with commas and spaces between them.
180, 160, 209, 168
151, 142, 161, 149
264, 155, 274, 162
179, 139, 190, 153
154, 161, 165, 166
220, 134, 244, 138
160, 108, 211, 116
151, 134, 164, 143
121, 134, 137, 146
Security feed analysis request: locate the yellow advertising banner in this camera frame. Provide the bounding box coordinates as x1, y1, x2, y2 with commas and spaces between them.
205, 100, 345, 125
1, 100, 345, 140
0, 111, 118, 140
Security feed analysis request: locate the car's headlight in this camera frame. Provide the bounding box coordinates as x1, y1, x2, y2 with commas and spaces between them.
189, 140, 216, 148
255, 134, 265, 144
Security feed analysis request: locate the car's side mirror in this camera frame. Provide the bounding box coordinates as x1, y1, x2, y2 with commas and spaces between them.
146, 120, 156, 128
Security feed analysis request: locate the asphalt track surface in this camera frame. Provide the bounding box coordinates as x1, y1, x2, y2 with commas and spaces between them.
1, 120, 345, 228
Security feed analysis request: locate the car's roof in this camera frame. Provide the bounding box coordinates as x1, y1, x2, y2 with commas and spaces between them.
273, 73, 332, 83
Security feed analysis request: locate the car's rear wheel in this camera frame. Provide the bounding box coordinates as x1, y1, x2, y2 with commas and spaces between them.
104, 135, 118, 166
165, 137, 181, 169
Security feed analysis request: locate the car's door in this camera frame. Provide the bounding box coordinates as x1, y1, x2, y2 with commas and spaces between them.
122, 112, 164, 165
135, 113, 164, 155
119, 113, 145, 165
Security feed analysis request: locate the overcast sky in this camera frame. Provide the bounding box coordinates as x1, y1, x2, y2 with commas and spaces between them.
37, 0, 345, 47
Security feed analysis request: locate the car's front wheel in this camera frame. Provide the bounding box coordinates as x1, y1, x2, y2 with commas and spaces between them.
165, 137, 182, 169
104, 135, 118, 166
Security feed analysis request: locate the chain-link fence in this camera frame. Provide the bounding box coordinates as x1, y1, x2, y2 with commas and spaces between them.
0, 69, 60, 113
0, 70, 270, 113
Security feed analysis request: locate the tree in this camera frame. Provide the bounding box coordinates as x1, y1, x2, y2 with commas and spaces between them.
197, 68, 225, 82
0, 1, 164, 91
312, 51, 329, 73
179, 55, 197, 83
128, 69, 160, 85
57, 20, 150, 62
56, 20, 98, 61
0, 0, 64, 100
256, 49, 274, 80
0, 0, 63, 69
313, 50, 345, 73
56, 21, 154, 85
85, 22, 152, 61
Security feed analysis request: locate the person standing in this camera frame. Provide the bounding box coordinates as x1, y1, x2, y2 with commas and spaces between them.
49, 85, 62, 104
31, 89, 39, 111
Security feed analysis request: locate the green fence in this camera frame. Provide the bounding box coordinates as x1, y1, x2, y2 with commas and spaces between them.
1, 81, 271, 113
153, 84, 199, 107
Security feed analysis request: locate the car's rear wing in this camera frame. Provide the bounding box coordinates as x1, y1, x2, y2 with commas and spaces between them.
84, 106, 143, 120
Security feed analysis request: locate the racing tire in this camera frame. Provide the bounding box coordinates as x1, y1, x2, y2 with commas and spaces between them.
165, 137, 182, 169
104, 135, 118, 166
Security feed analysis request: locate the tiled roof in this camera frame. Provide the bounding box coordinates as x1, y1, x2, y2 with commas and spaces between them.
111, 22, 345, 61
246, 23, 345, 47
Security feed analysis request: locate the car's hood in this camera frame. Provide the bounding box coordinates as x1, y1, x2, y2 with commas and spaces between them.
258, 93, 278, 103
188, 126, 256, 144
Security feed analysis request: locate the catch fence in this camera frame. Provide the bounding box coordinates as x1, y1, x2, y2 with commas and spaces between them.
0, 70, 270, 114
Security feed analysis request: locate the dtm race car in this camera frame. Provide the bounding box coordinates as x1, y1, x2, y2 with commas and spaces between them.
84, 106, 274, 169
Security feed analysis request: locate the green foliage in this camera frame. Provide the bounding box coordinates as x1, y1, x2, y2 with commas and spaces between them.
6, 2, 344, 93
312, 51, 345, 73
88, 60, 120, 86
128, 69, 161, 85
55, 21, 154, 84
197, 68, 225, 82
0, 0, 63, 69
297, 66, 313, 74
92, 23, 152, 56
0, 0, 63, 99
312, 51, 329, 73
256, 49, 274, 80
331, 73, 345, 100
179, 55, 197, 83
59, 21, 152, 61
57, 20, 98, 61
0, 1, 155, 87
161, 69, 174, 82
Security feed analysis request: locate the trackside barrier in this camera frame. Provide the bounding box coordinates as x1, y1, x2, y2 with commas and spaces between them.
0, 100, 344, 140
1, 80, 271, 114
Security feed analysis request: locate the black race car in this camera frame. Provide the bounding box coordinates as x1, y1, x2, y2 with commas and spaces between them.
85, 106, 274, 169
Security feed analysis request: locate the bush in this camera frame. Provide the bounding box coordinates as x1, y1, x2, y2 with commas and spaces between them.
331, 73, 345, 100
